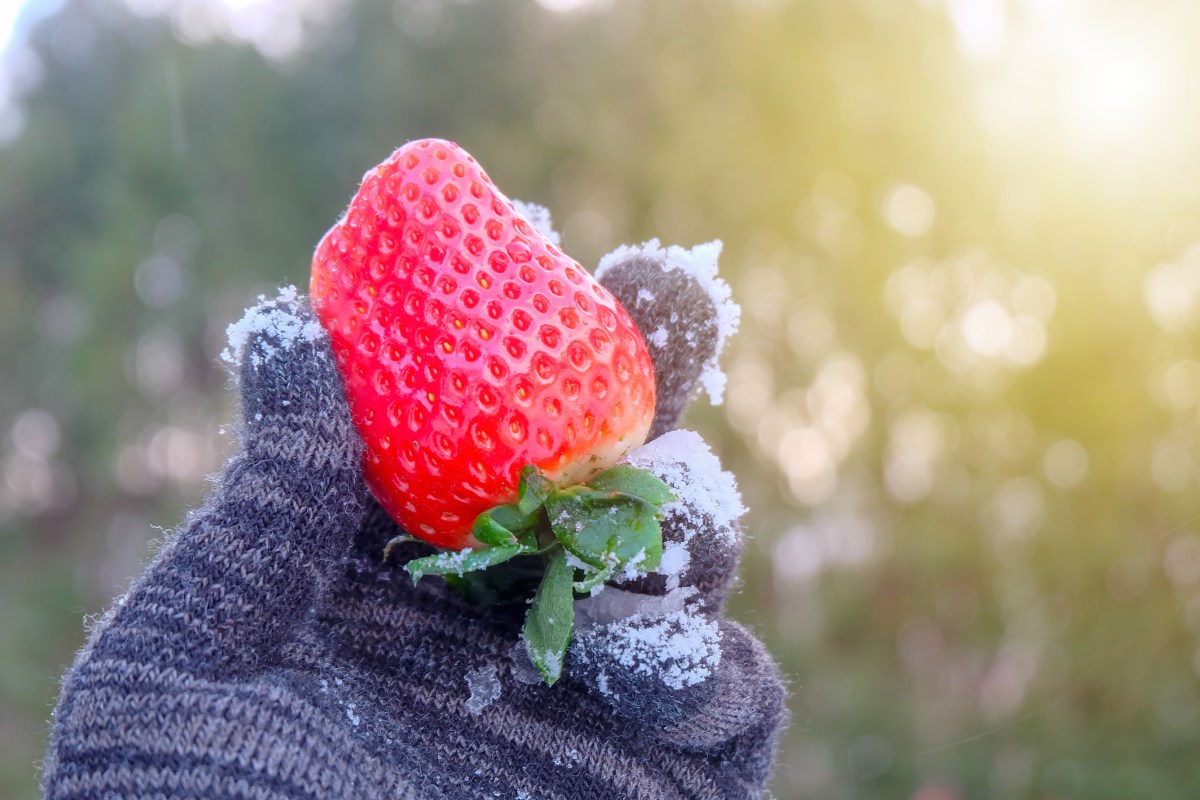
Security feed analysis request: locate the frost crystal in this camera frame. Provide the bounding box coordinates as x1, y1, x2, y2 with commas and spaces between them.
604, 607, 722, 690
616, 547, 651, 582
647, 326, 669, 348
575, 586, 696, 626
508, 640, 544, 686
464, 664, 502, 715
407, 549, 472, 576
596, 239, 739, 404
221, 286, 323, 368
513, 200, 561, 246
624, 429, 746, 545
657, 541, 692, 591
541, 648, 562, 677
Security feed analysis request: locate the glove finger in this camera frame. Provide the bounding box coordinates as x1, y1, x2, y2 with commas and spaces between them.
653, 619, 788, 756
73, 291, 367, 678
568, 604, 787, 755
228, 290, 349, 436
219, 289, 374, 563
568, 590, 722, 725
596, 241, 738, 440
224, 289, 363, 508
612, 429, 746, 611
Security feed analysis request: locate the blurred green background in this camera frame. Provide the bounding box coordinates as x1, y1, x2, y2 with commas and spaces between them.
4, 0, 1200, 797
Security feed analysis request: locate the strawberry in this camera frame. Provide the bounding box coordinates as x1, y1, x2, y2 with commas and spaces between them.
311, 138, 656, 550
310, 139, 671, 683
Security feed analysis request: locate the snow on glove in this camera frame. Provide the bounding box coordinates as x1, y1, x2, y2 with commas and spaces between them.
569, 243, 786, 768
42, 291, 397, 797
44, 245, 786, 800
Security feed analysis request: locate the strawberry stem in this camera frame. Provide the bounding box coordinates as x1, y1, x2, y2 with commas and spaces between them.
396, 463, 676, 685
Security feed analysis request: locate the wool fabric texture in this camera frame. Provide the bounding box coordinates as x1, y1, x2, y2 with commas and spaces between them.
44, 255, 788, 799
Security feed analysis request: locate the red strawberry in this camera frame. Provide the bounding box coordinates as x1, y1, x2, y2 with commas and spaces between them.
310, 139, 656, 551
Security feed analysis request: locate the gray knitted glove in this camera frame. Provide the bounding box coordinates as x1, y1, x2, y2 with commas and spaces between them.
44, 246, 787, 800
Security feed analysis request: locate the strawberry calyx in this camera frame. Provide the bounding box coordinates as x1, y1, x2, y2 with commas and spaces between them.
387, 464, 675, 685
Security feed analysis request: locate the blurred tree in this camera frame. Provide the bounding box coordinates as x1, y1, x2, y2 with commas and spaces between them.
4, 0, 1200, 798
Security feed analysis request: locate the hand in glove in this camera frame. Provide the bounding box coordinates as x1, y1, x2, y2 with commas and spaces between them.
44, 245, 787, 800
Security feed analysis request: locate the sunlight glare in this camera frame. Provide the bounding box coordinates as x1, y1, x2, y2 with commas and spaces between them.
950, 0, 1184, 164
0, 0, 26, 52
1056, 31, 1171, 159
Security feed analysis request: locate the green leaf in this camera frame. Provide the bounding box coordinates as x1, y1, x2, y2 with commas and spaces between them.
635, 521, 664, 572
472, 503, 537, 546
516, 528, 541, 552
544, 487, 609, 568
518, 465, 555, 516
523, 547, 575, 685
588, 464, 676, 506
472, 514, 516, 546
573, 563, 615, 595
545, 487, 665, 572
406, 542, 532, 583
491, 502, 539, 532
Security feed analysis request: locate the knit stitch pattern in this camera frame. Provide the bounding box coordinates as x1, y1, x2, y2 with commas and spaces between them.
44, 260, 787, 800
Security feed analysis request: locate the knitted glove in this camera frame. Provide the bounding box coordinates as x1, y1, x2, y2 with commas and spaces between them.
44, 246, 787, 800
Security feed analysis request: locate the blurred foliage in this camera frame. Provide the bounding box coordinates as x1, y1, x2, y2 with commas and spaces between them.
4, 0, 1200, 797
